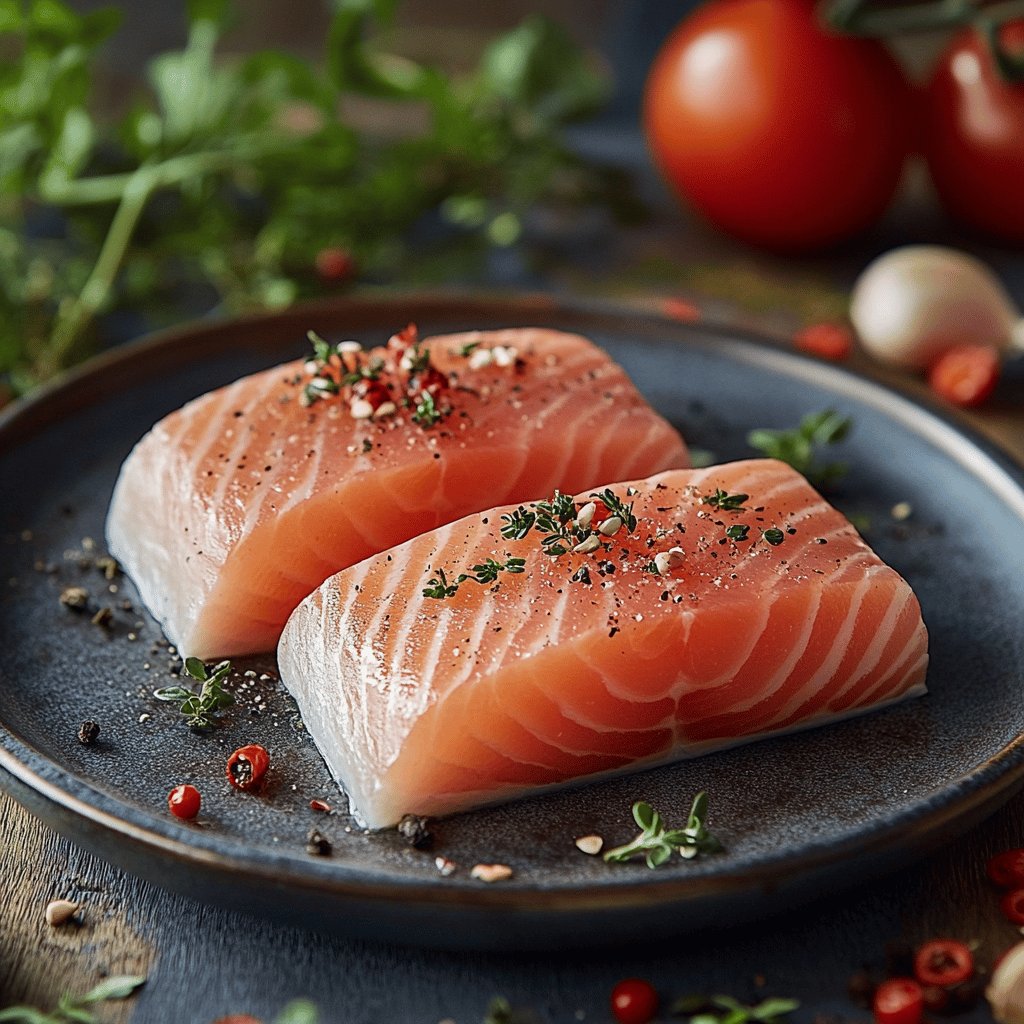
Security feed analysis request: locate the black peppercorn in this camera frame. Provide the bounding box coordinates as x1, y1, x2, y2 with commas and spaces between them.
77, 721, 100, 746
397, 813, 433, 850
305, 829, 332, 856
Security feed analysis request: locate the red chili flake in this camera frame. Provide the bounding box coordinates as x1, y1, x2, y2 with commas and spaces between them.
661, 297, 702, 323
387, 323, 418, 356
310, 799, 332, 813
409, 366, 448, 397
794, 322, 854, 361
928, 344, 1000, 407
226, 744, 270, 791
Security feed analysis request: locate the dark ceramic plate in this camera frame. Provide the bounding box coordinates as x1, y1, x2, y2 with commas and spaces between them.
3, 294, 1024, 951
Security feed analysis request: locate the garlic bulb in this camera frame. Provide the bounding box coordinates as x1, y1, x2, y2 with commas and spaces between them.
850, 245, 1024, 370
988, 942, 1024, 1024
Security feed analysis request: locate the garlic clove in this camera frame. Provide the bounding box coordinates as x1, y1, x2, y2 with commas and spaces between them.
850, 245, 1021, 370
988, 941, 1024, 1024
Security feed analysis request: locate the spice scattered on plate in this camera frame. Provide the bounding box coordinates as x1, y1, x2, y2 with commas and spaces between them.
59, 586, 88, 610
575, 835, 604, 856
434, 856, 457, 877
470, 863, 513, 883
77, 721, 100, 746
306, 829, 332, 856
397, 813, 433, 849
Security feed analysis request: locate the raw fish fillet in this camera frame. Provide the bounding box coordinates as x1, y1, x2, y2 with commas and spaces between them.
106, 327, 688, 658
278, 459, 929, 828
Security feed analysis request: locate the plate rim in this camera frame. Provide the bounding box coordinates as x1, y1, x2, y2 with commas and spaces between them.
3, 289, 1024, 923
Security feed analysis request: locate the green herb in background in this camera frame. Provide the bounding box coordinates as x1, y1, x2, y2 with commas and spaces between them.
748, 409, 852, 487
0, 0, 630, 394
0, 974, 146, 1023
671, 994, 800, 1024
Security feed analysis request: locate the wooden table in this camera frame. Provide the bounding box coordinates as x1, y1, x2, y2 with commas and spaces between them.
2, 150, 1024, 1023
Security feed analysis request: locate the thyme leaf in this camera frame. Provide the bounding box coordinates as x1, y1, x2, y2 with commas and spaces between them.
702, 489, 748, 511
603, 792, 723, 869
153, 658, 233, 730
0, 975, 145, 1024
411, 391, 444, 427
422, 557, 525, 599
591, 487, 637, 532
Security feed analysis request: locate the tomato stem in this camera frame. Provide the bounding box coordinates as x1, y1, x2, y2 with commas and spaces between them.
822, 0, 976, 37
977, 14, 1024, 82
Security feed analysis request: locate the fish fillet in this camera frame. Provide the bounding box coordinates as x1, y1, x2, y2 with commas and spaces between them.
278, 459, 929, 828
106, 327, 688, 658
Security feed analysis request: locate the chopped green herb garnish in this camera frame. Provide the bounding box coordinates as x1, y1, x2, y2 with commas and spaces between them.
306, 329, 334, 365
422, 568, 460, 600
411, 391, 443, 427
702, 489, 748, 511
422, 557, 525, 599
748, 409, 852, 487
455, 340, 482, 357
153, 658, 233, 731
725, 524, 750, 541
763, 528, 785, 545
603, 792, 723, 869
500, 506, 537, 541
340, 355, 385, 387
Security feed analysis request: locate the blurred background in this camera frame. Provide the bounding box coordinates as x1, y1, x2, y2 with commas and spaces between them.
4, 0, 1023, 413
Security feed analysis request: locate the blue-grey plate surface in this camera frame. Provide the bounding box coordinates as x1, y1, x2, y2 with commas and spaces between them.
2, 294, 1023, 950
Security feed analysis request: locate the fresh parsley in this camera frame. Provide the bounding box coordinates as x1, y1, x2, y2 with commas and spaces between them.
0, 975, 146, 1024
748, 410, 852, 486
603, 793, 723, 869
153, 657, 233, 730
2, 0, 626, 395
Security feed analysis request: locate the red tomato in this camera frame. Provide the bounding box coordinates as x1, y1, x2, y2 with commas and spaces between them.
167, 784, 201, 820
914, 939, 974, 988
643, 0, 911, 250
1001, 888, 1024, 925
927, 345, 1001, 407
794, 323, 854, 361
924, 21, 1024, 242
226, 744, 270, 791
873, 978, 925, 1024
610, 978, 659, 1024
988, 849, 1024, 888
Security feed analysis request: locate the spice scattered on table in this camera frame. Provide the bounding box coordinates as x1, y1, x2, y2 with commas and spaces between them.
44, 898, 79, 926
226, 744, 270, 791
168, 784, 202, 820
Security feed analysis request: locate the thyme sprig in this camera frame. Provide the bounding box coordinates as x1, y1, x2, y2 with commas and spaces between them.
153, 657, 234, 731
702, 489, 748, 511
499, 488, 636, 557
0, 975, 146, 1024
671, 994, 800, 1024
748, 410, 852, 487
423, 557, 526, 599
603, 793, 723, 869
591, 488, 637, 532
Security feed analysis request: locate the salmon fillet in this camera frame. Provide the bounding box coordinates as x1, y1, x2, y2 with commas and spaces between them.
106, 327, 688, 658
277, 459, 929, 828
